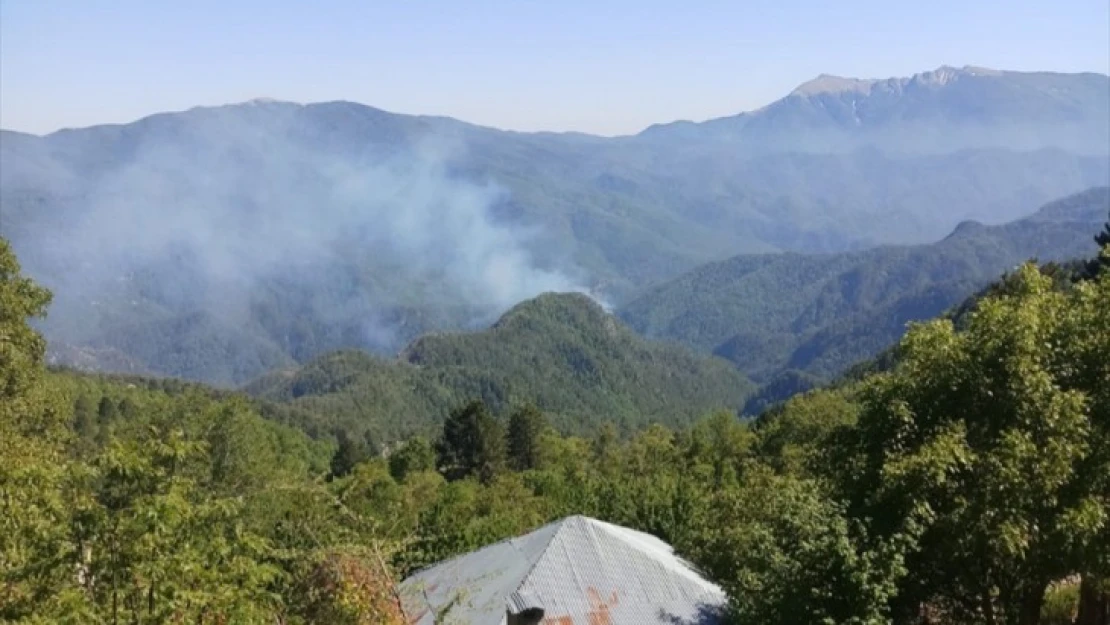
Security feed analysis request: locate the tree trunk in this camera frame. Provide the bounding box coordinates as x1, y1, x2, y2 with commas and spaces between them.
1018, 580, 1047, 625
1077, 575, 1109, 625
983, 586, 997, 625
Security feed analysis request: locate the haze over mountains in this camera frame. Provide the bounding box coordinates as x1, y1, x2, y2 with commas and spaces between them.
246, 181, 1108, 441
620, 186, 1109, 386
640, 66, 1110, 154
1, 65, 1107, 386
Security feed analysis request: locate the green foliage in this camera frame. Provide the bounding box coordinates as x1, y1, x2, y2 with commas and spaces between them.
1, 237, 407, 623
77, 426, 281, 623
5, 234, 1110, 624
249, 292, 754, 441
96, 396, 118, 424
682, 467, 907, 625
330, 429, 373, 479
1085, 211, 1110, 278
435, 400, 506, 484
836, 262, 1110, 624
388, 437, 436, 482
507, 404, 548, 471
753, 386, 859, 476
742, 368, 822, 415
297, 552, 406, 625
0, 238, 75, 622
399, 474, 553, 575
621, 187, 1109, 383
72, 395, 96, 440
1040, 581, 1079, 625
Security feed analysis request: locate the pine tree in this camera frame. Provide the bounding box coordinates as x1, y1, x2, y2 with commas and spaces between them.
73, 395, 97, 439
507, 404, 547, 471
118, 397, 139, 420
97, 396, 118, 426
362, 429, 380, 458
435, 400, 505, 483
330, 429, 369, 479
1084, 211, 1110, 279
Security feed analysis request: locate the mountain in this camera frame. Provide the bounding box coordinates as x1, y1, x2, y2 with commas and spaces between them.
246, 292, 755, 441
619, 187, 1110, 391
639, 66, 1110, 154
3, 67, 1107, 385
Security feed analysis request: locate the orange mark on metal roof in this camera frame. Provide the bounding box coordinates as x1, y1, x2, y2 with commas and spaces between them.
539, 587, 621, 625
585, 587, 619, 625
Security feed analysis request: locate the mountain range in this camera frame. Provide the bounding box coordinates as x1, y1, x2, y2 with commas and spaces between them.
243, 185, 1108, 439
620, 187, 1109, 392
2, 65, 1107, 385
640, 66, 1110, 154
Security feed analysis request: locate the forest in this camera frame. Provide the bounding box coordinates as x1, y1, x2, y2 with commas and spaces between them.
2, 217, 1109, 624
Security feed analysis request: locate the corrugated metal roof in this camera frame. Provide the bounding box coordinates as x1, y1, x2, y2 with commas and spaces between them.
400, 515, 727, 625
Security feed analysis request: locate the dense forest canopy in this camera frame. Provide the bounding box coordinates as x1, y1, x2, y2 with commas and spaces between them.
620, 187, 1109, 387
246, 292, 755, 442
2, 209, 1109, 623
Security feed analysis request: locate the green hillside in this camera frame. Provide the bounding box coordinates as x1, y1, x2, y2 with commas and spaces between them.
620, 187, 1110, 385
246, 292, 755, 441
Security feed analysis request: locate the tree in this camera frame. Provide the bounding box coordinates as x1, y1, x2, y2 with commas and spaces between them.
331, 429, 372, 479
683, 411, 754, 487
0, 237, 78, 620
435, 400, 505, 484
590, 423, 621, 475
117, 397, 139, 420
300, 552, 406, 625
73, 395, 98, 440
388, 437, 435, 482
507, 404, 547, 471
97, 396, 118, 427
754, 387, 859, 477
1084, 212, 1110, 279
682, 467, 908, 625
840, 263, 1110, 625
362, 429, 381, 458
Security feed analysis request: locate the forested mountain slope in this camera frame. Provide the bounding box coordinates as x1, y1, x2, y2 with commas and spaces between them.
620, 187, 1110, 387
2, 67, 1107, 385
246, 292, 755, 441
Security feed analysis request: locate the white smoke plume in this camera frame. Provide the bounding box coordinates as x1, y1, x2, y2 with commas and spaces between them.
3, 100, 591, 381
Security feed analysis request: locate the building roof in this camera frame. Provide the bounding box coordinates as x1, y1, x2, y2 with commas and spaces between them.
400, 515, 727, 625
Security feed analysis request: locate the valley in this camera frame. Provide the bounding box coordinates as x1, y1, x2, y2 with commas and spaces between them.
2, 66, 1108, 386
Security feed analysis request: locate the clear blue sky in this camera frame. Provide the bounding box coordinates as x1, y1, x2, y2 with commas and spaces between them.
2, 0, 1108, 136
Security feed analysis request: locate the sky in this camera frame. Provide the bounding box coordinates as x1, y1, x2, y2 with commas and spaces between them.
2, 0, 1108, 136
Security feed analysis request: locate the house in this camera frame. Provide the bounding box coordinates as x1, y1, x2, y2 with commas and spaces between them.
400, 515, 727, 625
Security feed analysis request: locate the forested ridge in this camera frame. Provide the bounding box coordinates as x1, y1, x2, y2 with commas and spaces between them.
246, 292, 755, 442
3, 209, 1110, 623
621, 187, 1109, 387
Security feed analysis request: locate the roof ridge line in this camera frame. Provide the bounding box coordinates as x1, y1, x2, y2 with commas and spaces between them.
400, 518, 560, 580
511, 515, 580, 595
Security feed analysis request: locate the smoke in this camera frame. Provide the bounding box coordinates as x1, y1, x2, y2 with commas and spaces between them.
6, 101, 590, 380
